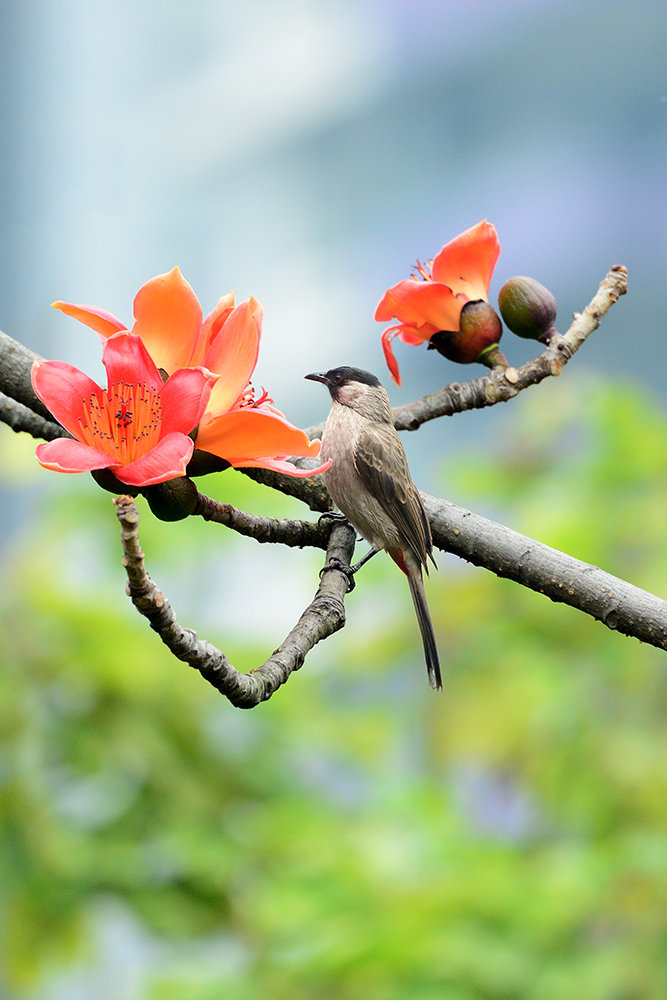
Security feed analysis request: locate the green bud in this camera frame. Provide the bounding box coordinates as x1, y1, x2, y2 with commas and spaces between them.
498, 275, 557, 343
142, 477, 199, 521
428, 300, 507, 367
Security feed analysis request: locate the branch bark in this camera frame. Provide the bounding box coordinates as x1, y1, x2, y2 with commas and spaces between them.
0, 390, 64, 440
115, 496, 356, 707
0, 330, 53, 422
425, 495, 667, 649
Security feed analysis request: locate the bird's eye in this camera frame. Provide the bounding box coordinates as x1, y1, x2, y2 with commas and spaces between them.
333, 373, 342, 384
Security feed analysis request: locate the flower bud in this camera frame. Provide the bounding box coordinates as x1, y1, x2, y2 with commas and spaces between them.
498, 276, 557, 343
428, 300, 507, 367
142, 477, 199, 521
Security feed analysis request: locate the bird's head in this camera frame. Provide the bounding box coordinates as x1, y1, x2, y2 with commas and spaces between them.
305, 366, 391, 420
305, 367, 391, 421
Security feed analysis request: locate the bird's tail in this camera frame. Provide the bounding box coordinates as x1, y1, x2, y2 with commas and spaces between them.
392, 550, 442, 691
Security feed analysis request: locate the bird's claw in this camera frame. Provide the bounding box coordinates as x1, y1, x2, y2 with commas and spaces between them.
319, 557, 356, 592
318, 510, 350, 527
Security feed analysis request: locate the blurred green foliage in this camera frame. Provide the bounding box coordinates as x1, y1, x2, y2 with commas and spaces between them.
1, 377, 666, 999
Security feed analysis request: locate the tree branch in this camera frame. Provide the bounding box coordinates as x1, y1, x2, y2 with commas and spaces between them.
0, 390, 65, 440
114, 495, 356, 707
0, 330, 53, 423
425, 494, 667, 649
193, 492, 331, 548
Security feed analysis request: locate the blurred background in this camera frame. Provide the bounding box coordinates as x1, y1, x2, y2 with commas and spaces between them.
1, 1, 666, 998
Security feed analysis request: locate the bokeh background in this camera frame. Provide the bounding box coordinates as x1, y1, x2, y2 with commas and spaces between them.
1, 1, 666, 998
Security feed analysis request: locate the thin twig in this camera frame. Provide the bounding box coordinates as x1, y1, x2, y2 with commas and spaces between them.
115, 496, 356, 707
193, 492, 331, 548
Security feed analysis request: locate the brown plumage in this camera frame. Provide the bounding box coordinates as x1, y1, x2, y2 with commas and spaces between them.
305, 366, 441, 691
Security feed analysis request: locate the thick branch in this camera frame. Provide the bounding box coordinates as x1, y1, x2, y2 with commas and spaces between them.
425, 494, 667, 649
0, 391, 65, 440
115, 496, 356, 707
241, 462, 333, 513
0, 331, 53, 422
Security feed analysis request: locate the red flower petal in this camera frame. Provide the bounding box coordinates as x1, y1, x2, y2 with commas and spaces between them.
196, 408, 322, 465
32, 358, 103, 438
51, 301, 127, 339
158, 366, 216, 437
35, 437, 115, 474
234, 456, 333, 477
114, 432, 195, 486
431, 219, 500, 300
204, 298, 262, 416
131, 267, 203, 374
102, 332, 163, 392
381, 328, 403, 387
375, 279, 462, 333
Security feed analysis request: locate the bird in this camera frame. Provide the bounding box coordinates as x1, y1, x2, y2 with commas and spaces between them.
305, 366, 441, 691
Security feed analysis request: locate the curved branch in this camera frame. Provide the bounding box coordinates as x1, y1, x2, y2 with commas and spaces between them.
425, 494, 667, 649
114, 496, 356, 708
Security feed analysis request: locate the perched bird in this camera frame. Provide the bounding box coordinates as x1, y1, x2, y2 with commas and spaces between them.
305, 366, 441, 691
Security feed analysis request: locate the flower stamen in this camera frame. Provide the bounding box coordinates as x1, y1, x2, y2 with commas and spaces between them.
412, 258, 434, 282
78, 381, 163, 466
238, 382, 274, 409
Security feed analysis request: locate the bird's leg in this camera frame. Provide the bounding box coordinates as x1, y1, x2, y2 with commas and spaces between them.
319, 546, 378, 593
318, 511, 378, 592
350, 547, 378, 574
318, 510, 357, 590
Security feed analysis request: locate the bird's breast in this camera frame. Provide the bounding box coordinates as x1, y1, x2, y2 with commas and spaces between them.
320, 404, 402, 552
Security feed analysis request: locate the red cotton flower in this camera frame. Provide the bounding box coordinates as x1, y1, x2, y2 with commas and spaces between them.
52, 268, 329, 478
375, 219, 501, 385
32, 332, 215, 486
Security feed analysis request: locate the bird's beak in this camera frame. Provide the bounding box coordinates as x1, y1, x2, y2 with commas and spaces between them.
305, 372, 328, 385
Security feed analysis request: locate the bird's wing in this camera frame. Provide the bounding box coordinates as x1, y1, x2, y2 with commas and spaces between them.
354, 423, 433, 569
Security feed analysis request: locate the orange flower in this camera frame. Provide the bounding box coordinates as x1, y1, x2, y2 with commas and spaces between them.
375, 220, 500, 384
53, 268, 328, 478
